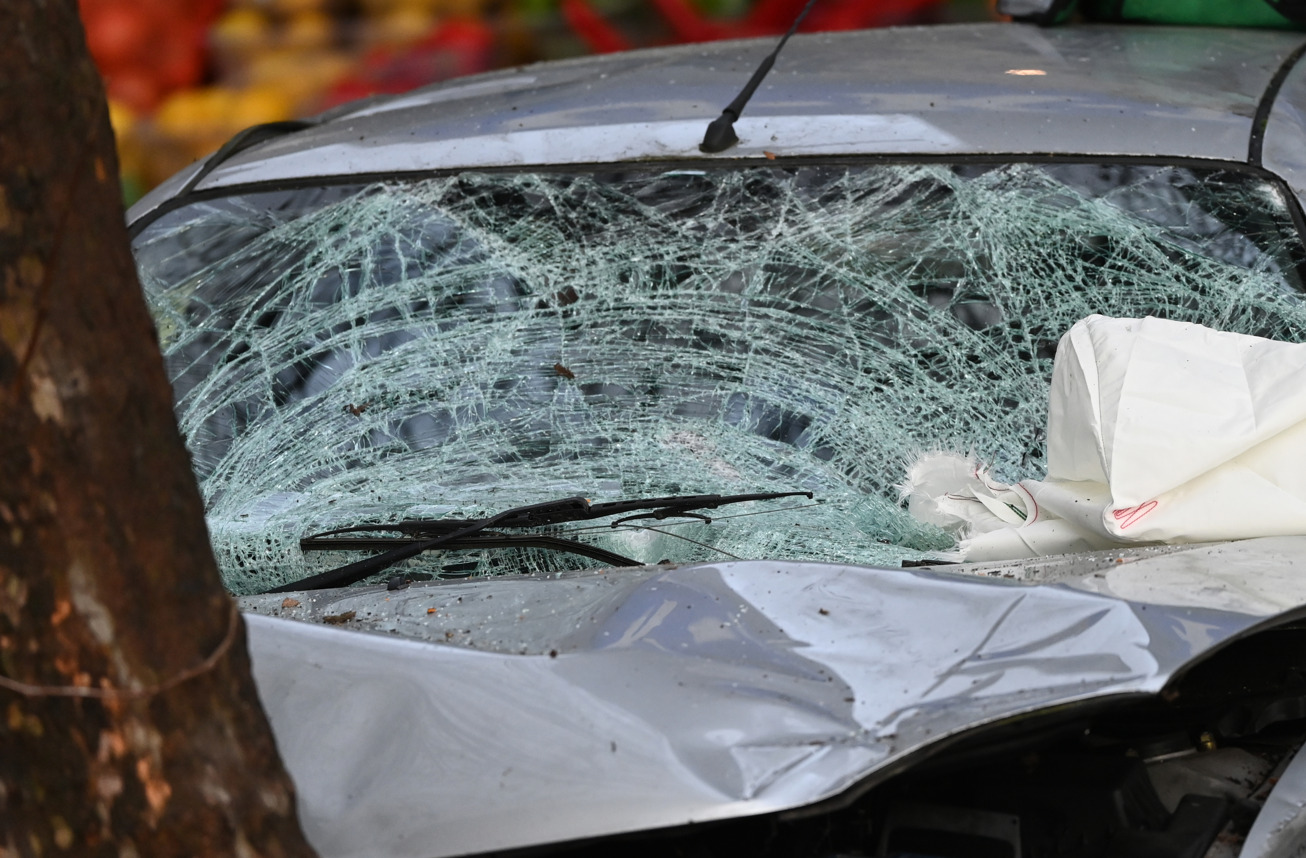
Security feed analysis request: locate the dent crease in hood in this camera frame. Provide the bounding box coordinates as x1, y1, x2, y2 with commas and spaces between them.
241, 537, 1306, 858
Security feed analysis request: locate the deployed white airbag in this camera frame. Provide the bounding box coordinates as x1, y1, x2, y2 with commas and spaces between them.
906, 314, 1306, 561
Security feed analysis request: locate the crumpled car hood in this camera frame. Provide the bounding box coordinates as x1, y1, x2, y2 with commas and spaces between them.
240, 536, 1306, 858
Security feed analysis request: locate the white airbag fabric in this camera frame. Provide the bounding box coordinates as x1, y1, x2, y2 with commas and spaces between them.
906, 315, 1306, 561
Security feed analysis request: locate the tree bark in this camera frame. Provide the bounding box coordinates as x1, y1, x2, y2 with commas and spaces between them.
0, 3, 317, 855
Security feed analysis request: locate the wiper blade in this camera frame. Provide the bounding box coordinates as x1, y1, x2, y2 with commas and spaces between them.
307, 490, 813, 539
266, 490, 812, 594
301, 530, 642, 570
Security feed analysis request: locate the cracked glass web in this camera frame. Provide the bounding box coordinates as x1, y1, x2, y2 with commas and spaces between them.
133, 162, 1306, 594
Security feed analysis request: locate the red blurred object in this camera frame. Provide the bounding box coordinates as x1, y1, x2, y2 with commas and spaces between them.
155, 28, 207, 91
565, 0, 944, 54
324, 19, 497, 109
83, 2, 152, 70
78, 0, 217, 112
104, 69, 164, 115
561, 0, 633, 53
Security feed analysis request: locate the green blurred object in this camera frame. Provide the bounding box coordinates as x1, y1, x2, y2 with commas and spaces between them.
121, 174, 144, 208
515, 0, 557, 17
696, 0, 751, 18
1100, 0, 1305, 25
1001, 0, 1306, 26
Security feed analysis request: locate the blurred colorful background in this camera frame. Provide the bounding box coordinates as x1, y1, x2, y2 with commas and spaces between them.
78, 0, 998, 202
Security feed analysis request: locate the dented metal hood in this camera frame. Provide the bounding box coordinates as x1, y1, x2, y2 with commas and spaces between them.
239, 537, 1306, 858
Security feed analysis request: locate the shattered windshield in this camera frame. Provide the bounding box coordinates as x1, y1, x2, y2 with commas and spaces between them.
134, 162, 1306, 594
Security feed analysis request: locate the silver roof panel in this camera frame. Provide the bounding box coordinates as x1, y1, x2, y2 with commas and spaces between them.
175, 24, 1305, 195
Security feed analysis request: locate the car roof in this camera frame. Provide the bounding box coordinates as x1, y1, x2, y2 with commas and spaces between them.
130, 23, 1306, 222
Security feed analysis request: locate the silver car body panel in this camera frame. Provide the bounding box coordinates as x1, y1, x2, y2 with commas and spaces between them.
240, 536, 1306, 858
129, 23, 1306, 225
1242, 734, 1306, 858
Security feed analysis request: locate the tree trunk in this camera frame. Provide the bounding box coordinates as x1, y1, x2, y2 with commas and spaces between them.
0, 3, 318, 855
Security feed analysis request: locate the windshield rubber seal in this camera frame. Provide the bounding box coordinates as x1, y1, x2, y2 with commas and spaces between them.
128, 152, 1306, 236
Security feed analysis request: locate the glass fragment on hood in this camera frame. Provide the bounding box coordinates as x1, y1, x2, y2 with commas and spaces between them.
905, 314, 1306, 561
133, 162, 1306, 593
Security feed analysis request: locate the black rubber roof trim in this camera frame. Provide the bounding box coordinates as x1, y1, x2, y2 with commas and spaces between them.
128, 151, 1304, 240
1250, 35, 1306, 166
177, 120, 317, 199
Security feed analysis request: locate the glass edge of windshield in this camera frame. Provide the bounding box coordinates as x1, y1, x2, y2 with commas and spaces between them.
128, 152, 1306, 253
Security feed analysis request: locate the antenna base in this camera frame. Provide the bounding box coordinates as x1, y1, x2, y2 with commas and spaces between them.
699, 114, 739, 153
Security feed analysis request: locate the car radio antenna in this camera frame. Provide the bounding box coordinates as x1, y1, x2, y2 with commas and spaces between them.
699, 0, 820, 154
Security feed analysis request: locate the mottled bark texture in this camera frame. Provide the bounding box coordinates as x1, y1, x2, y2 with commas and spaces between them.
0, 3, 317, 856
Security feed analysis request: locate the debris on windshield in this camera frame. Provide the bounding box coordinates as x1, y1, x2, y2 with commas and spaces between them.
905, 314, 1306, 561
135, 163, 1306, 592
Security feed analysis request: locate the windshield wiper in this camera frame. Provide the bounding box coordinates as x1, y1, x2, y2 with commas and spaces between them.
302, 531, 643, 570
266, 490, 812, 594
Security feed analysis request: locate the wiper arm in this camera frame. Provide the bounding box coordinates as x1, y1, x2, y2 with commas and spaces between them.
267, 495, 598, 594
588, 490, 812, 524
308, 490, 813, 538
266, 490, 812, 594
301, 530, 642, 570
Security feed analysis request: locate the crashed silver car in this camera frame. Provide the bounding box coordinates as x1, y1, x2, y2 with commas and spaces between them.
129, 20, 1306, 858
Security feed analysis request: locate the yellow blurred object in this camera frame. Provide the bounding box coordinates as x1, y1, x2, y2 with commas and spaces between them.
154, 87, 233, 137
445, 0, 485, 20
212, 6, 275, 56
393, 0, 447, 11
229, 85, 297, 129
154, 87, 239, 160
148, 84, 294, 184
107, 98, 137, 143
370, 5, 439, 47
107, 98, 144, 179
282, 10, 338, 50
245, 46, 302, 84
268, 0, 331, 13
246, 47, 354, 113
358, 0, 455, 17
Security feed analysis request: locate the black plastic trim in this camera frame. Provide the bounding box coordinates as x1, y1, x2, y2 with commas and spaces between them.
1250, 35, 1306, 166
127, 152, 1302, 235
176, 120, 317, 199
